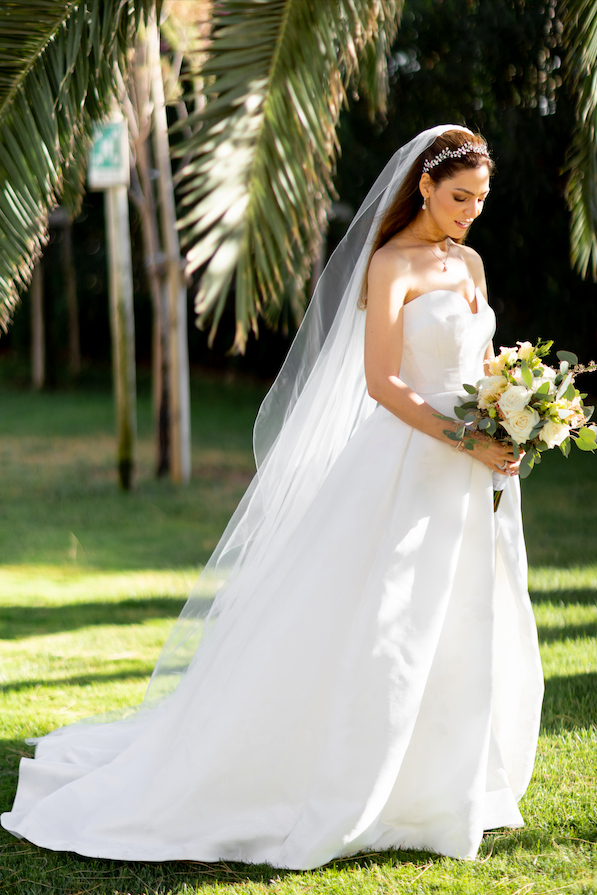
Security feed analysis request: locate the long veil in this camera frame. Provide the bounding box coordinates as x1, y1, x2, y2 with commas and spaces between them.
137, 124, 473, 709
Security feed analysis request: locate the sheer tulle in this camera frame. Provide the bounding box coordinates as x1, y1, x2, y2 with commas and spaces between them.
1, 289, 543, 867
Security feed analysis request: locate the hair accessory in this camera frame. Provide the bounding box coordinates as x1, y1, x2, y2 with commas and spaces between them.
422, 141, 490, 174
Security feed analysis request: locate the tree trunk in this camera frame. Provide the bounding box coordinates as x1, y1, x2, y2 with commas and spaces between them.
105, 186, 137, 491
131, 137, 170, 477
148, 12, 191, 484
63, 221, 81, 378
31, 262, 45, 390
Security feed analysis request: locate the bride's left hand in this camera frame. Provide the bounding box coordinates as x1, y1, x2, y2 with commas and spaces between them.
469, 435, 522, 476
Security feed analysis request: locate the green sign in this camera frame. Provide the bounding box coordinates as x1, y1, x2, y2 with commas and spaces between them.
88, 120, 129, 189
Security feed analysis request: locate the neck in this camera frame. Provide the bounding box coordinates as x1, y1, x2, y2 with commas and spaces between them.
409, 212, 449, 246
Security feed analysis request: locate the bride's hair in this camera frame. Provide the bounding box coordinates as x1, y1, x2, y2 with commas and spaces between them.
359, 129, 493, 308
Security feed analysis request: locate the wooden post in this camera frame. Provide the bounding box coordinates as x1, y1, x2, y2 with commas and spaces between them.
148, 12, 191, 483
31, 262, 45, 390
105, 186, 137, 490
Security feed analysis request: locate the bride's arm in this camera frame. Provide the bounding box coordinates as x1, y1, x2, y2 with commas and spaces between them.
364, 249, 517, 475
467, 248, 496, 374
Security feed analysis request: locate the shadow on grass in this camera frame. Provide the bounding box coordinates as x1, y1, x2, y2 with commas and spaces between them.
0, 668, 153, 695
0, 597, 196, 640
530, 588, 597, 606
541, 671, 597, 733
0, 837, 442, 895
537, 620, 597, 643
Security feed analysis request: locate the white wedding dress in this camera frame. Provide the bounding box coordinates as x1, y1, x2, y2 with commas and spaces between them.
2, 288, 543, 868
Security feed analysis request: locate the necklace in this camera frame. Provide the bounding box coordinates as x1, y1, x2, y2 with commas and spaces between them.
407, 225, 450, 272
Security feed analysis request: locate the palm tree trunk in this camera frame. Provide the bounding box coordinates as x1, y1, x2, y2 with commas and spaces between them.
105, 186, 137, 491
148, 12, 191, 484
30, 262, 45, 390
63, 220, 81, 378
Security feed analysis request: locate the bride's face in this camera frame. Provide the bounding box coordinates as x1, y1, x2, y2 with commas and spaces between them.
423, 164, 491, 239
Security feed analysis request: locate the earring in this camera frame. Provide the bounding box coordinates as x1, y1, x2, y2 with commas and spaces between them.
422, 197, 427, 210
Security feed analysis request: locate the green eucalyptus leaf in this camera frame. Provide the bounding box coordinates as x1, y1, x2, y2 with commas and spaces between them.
576, 439, 597, 452
559, 437, 571, 458
559, 360, 569, 375
518, 450, 535, 478
463, 383, 478, 395
454, 405, 469, 421
557, 349, 579, 365
563, 382, 576, 401
512, 441, 521, 460
534, 382, 551, 396
520, 359, 534, 389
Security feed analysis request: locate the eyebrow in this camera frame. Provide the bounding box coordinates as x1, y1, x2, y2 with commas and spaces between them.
453, 187, 490, 197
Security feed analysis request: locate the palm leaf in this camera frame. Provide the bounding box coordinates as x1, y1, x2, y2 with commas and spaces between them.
564, 0, 597, 279
175, 0, 402, 353
0, 0, 158, 330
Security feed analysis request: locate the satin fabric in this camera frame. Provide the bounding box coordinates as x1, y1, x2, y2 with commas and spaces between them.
2, 290, 543, 867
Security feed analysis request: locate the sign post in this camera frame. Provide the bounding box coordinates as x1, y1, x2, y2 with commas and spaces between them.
89, 118, 137, 490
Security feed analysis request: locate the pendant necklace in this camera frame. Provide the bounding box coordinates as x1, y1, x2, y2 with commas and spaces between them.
407, 224, 450, 272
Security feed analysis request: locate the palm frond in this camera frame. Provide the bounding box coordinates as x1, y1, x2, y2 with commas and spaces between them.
0, 0, 158, 329
564, 0, 597, 279
175, 0, 402, 353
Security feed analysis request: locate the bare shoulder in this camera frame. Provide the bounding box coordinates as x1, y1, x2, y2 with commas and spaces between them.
367, 239, 412, 306
457, 243, 487, 294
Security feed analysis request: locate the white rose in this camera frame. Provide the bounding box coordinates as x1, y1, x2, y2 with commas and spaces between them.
477, 375, 508, 409
500, 407, 540, 444
497, 384, 533, 415
532, 364, 557, 392
539, 364, 556, 381
539, 419, 570, 449
517, 341, 534, 361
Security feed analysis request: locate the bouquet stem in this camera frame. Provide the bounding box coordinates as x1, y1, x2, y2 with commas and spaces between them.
493, 489, 504, 513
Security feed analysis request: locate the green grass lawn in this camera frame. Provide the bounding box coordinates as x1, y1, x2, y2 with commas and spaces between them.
0, 380, 596, 895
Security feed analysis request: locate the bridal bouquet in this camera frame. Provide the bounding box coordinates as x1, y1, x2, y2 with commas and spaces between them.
443, 338, 597, 480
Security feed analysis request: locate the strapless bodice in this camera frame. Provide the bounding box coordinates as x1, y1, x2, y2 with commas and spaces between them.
399, 288, 495, 401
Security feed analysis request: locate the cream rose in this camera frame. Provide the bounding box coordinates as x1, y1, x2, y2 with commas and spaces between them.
488, 346, 518, 375
477, 375, 508, 409
497, 384, 533, 416
500, 407, 540, 444
539, 419, 570, 449
517, 341, 534, 361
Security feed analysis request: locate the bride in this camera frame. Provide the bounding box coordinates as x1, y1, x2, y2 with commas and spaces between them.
1, 125, 544, 868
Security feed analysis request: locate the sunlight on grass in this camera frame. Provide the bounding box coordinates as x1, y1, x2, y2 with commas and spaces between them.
0, 565, 203, 604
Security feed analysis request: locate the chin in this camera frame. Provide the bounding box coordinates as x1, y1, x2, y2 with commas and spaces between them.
449, 223, 471, 240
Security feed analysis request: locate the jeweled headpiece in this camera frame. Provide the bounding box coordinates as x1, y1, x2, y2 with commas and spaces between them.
422, 140, 490, 174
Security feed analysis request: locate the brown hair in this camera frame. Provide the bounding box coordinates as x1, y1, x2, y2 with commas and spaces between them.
359, 130, 494, 308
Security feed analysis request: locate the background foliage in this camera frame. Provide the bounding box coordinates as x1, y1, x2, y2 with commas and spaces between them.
1, 0, 596, 384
